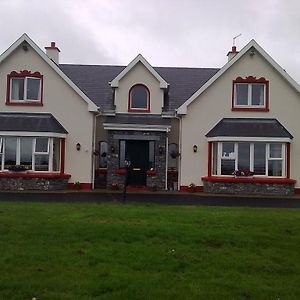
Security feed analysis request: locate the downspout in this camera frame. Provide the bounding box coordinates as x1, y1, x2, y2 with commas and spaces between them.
175, 112, 182, 191
91, 110, 102, 190
165, 129, 169, 190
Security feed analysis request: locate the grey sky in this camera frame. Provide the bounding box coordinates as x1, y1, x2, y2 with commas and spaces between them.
1, 0, 300, 82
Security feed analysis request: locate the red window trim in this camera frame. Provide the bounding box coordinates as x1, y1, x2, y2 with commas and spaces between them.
6, 70, 43, 106
232, 76, 269, 112
128, 83, 150, 112
202, 176, 296, 184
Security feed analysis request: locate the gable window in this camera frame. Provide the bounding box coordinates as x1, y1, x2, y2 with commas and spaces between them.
6, 70, 43, 106
232, 76, 269, 111
212, 141, 286, 177
128, 84, 150, 112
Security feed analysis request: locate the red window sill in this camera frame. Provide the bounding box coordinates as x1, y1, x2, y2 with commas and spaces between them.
6, 101, 43, 106
0, 172, 71, 179
202, 176, 296, 184
231, 107, 269, 112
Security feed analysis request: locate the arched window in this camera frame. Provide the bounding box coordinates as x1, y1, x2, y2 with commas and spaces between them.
99, 141, 108, 168
128, 84, 150, 112
168, 143, 178, 169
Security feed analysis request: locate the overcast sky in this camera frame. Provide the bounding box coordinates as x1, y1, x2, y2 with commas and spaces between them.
1, 0, 300, 82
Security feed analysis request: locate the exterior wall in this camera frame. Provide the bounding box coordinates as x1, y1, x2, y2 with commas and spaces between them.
114, 62, 164, 114
180, 49, 300, 189
0, 45, 94, 185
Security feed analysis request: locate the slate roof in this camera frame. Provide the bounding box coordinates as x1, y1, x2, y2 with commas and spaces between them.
59, 64, 219, 111
0, 113, 68, 134
206, 118, 293, 138
104, 114, 171, 126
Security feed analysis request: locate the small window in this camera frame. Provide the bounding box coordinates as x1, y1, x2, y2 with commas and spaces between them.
232, 76, 269, 111
168, 143, 178, 169
6, 71, 43, 106
128, 84, 150, 112
99, 141, 108, 168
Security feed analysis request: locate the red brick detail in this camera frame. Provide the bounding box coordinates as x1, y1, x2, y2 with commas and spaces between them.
0, 172, 71, 179
67, 183, 92, 190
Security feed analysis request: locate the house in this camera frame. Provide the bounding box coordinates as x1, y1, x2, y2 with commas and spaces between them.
0, 34, 299, 195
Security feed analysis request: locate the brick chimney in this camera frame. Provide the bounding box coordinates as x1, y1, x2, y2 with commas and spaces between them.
45, 42, 60, 64
227, 46, 239, 61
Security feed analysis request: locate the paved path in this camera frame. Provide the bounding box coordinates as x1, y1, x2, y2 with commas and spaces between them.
0, 190, 300, 208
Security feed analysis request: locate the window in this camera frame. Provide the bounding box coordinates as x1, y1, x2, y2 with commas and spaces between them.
6, 70, 43, 105
0, 137, 61, 172
99, 141, 108, 168
128, 84, 150, 112
168, 143, 178, 169
232, 76, 269, 111
213, 142, 286, 177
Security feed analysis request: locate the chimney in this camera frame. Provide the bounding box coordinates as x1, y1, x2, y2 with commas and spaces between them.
45, 42, 60, 64
227, 46, 239, 61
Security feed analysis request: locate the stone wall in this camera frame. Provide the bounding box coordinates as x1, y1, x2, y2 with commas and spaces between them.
203, 181, 294, 196
107, 130, 166, 190
0, 177, 69, 190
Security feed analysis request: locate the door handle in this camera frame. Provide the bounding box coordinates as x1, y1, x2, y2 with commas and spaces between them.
133, 168, 141, 171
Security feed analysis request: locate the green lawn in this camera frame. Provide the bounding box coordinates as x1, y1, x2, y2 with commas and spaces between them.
0, 201, 299, 299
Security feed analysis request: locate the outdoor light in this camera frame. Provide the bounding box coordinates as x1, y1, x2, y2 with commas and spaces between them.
193, 145, 198, 153
111, 145, 115, 153
76, 143, 81, 151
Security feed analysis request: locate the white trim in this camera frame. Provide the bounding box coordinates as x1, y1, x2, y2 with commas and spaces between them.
103, 123, 171, 132
0, 131, 67, 138
177, 39, 300, 115
207, 136, 292, 143
0, 34, 98, 112
110, 54, 168, 89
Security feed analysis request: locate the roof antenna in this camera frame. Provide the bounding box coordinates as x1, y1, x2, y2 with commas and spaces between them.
233, 33, 242, 47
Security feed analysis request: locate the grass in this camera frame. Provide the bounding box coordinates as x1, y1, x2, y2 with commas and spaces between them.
0, 201, 299, 299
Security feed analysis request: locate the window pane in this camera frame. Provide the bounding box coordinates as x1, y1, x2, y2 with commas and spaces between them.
35, 154, 49, 171
53, 138, 60, 171
35, 138, 49, 153
268, 160, 282, 176
99, 141, 108, 168
131, 85, 148, 109
168, 143, 177, 169
4, 137, 17, 169
254, 143, 266, 175
11, 78, 24, 100
119, 140, 126, 168
235, 84, 248, 105
221, 160, 235, 175
149, 141, 155, 169
222, 142, 235, 158
20, 138, 33, 170
251, 84, 264, 106
238, 143, 250, 170
27, 78, 40, 100
270, 143, 282, 158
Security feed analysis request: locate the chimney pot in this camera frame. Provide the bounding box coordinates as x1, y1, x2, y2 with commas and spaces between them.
45, 41, 60, 64
51, 42, 56, 48
227, 46, 239, 61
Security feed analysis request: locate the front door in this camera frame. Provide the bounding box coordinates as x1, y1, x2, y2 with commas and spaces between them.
125, 140, 149, 186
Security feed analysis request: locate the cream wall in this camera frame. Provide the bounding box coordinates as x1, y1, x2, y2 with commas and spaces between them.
114, 62, 164, 114
0, 45, 95, 184
180, 49, 300, 187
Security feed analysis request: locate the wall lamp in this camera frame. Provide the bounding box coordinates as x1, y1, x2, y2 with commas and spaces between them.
76, 143, 81, 151
111, 145, 115, 153
193, 145, 198, 153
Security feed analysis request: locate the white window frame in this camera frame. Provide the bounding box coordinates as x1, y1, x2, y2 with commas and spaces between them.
1, 137, 56, 172
10, 77, 41, 102
234, 83, 266, 108
214, 142, 286, 177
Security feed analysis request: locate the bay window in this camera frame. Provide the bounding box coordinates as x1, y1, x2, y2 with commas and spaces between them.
213, 142, 286, 177
0, 137, 61, 172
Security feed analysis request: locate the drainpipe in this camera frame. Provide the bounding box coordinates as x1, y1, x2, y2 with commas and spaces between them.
174, 112, 182, 191
165, 130, 169, 190
91, 110, 102, 190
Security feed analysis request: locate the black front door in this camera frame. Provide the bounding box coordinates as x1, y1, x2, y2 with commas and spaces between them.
125, 140, 149, 186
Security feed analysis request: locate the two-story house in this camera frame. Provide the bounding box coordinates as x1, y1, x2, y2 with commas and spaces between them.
0, 34, 299, 195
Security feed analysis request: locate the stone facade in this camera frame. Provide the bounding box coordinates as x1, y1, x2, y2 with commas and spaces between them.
203, 181, 295, 196
0, 177, 69, 190
106, 130, 167, 190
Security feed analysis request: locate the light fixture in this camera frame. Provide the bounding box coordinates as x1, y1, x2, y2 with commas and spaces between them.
250, 49, 255, 56
111, 145, 115, 153
193, 145, 198, 153
76, 143, 81, 151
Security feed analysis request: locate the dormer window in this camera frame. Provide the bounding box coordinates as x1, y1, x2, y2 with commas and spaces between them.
128, 84, 150, 112
6, 70, 43, 106
232, 76, 269, 111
